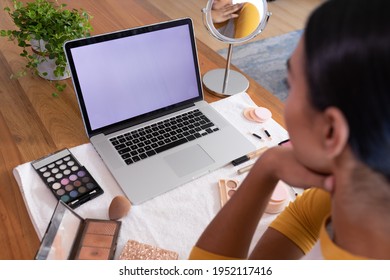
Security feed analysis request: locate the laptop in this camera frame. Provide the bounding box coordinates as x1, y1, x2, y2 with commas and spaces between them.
64, 18, 255, 204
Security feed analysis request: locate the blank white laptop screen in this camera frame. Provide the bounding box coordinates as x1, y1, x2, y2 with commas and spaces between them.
69, 25, 199, 131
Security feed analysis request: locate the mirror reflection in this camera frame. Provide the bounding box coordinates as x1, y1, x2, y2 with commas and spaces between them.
211, 0, 261, 39
202, 0, 270, 97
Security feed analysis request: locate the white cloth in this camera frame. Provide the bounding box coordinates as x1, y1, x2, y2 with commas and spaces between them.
13, 92, 290, 259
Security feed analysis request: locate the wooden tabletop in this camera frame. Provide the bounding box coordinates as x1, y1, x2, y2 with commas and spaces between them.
0, 0, 284, 259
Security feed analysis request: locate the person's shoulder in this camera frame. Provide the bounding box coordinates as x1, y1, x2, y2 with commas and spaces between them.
302, 187, 330, 200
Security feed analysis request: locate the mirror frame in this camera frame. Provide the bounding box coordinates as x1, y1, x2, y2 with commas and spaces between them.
202, 0, 271, 44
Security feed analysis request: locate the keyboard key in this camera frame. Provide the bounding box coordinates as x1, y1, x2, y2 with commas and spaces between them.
137, 142, 145, 148
155, 138, 188, 153
130, 145, 138, 150
146, 150, 156, 157
139, 153, 147, 159
201, 122, 214, 130
118, 147, 130, 154
115, 143, 126, 150
121, 153, 131, 159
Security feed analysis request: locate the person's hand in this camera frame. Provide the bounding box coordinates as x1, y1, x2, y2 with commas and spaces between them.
211, 2, 244, 24
258, 146, 334, 192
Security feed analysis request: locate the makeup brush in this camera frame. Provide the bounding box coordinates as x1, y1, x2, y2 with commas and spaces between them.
231, 146, 269, 166
109, 195, 132, 220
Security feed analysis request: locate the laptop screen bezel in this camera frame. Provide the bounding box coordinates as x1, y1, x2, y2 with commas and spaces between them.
64, 18, 204, 137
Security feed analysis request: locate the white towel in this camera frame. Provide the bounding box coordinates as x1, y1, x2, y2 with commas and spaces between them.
13, 92, 290, 259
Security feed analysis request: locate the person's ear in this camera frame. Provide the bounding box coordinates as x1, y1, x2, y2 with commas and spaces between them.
322, 107, 349, 159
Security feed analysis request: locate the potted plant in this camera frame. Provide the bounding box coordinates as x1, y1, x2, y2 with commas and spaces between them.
0, 0, 93, 94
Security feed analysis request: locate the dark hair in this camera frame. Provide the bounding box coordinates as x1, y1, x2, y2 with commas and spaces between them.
304, 0, 390, 178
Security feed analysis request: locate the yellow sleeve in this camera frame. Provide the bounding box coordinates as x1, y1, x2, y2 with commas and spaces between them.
234, 3, 261, 38
188, 246, 241, 260
269, 188, 331, 254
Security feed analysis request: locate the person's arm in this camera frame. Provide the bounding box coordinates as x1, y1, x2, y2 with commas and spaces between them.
249, 228, 305, 259
211, 2, 243, 24
250, 188, 331, 259
193, 147, 331, 259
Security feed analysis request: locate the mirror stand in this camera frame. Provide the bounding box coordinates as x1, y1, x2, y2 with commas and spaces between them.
203, 44, 249, 97
202, 0, 270, 98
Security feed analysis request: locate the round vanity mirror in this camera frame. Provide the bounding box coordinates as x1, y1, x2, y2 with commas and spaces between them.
202, 0, 271, 97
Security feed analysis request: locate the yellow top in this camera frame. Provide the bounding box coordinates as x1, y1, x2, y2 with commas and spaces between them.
214, 2, 260, 38
189, 188, 368, 259
269, 188, 331, 254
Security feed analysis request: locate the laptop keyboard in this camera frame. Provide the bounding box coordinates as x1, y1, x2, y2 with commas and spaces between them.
109, 109, 220, 165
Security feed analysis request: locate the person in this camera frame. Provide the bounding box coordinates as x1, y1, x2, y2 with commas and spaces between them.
211, 0, 260, 38
190, 0, 390, 259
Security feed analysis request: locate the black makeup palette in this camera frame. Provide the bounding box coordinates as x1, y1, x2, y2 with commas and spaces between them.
32, 149, 104, 209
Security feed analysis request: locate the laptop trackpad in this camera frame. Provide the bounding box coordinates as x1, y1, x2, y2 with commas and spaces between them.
164, 145, 214, 177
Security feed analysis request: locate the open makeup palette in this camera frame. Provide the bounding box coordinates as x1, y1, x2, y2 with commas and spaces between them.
31, 149, 104, 209
35, 200, 121, 260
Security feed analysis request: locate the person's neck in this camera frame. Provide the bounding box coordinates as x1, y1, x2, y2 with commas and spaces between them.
331, 150, 390, 259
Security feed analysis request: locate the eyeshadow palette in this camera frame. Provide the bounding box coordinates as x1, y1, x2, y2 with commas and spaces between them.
74, 218, 121, 259
31, 149, 104, 209
36, 200, 121, 260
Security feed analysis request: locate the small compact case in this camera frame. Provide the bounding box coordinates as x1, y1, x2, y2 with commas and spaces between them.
265, 181, 289, 214
218, 178, 289, 213
35, 200, 121, 260
31, 148, 104, 209
218, 179, 240, 207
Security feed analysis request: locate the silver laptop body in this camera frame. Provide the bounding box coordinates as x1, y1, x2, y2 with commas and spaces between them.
64, 18, 255, 204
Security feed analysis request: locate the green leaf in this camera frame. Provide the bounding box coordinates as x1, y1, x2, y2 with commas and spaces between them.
55, 82, 66, 92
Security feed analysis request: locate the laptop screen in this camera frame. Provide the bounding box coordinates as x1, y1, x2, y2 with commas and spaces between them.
65, 18, 203, 136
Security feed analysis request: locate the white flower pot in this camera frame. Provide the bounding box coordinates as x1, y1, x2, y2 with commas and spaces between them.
30, 39, 71, 81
